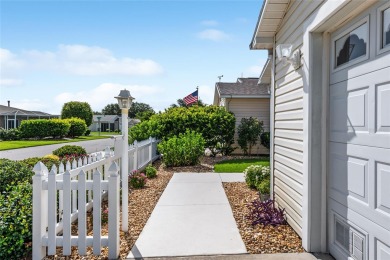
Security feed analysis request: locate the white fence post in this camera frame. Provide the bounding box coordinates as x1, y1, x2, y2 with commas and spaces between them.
149, 137, 153, 163
47, 165, 57, 255
32, 162, 49, 260
133, 140, 138, 170
108, 162, 120, 259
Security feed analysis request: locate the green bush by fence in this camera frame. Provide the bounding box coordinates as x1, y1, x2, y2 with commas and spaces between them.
130, 106, 235, 156
0, 127, 21, 141
158, 131, 205, 167
52, 145, 87, 158
0, 159, 34, 192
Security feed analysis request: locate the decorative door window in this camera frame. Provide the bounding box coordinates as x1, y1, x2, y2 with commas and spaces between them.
335, 22, 368, 67
382, 7, 390, 48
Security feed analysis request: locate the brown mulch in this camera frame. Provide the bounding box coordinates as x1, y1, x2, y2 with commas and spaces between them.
223, 182, 305, 254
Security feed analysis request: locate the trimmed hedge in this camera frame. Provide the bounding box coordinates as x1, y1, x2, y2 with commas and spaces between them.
19, 119, 70, 139
63, 117, 87, 137
20, 157, 60, 171
130, 106, 236, 156
0, 159, 34, 192
52, 145, 87, 158
0, 181, 33, 259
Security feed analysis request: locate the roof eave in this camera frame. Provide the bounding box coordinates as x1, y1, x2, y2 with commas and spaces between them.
220, 94, 270, 99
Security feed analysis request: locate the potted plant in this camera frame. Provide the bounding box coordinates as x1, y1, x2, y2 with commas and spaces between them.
257, 179, 270, 201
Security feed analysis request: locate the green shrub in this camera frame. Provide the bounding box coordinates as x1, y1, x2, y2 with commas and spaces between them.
0, 159, 34, 192
260, 132, 270, 149
257, 178, 270, 195
237, 117, 264, 155
129, 171, 147, 189
52, 145, 87, 158
129, 106, 235, 156
85, 129, 91, 136
0, 127, 21, 141
145, 164, 157, 178
20, 157, 60, 171
244, 165, 270, 190
61, 101, 93, 126
158, 131, 205, 167
0, 181, 33, 259
47, 119, 70, 138
19, 119, 70, 139
63, 117, 87, 137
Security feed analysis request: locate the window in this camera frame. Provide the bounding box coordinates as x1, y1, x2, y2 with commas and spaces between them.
382, 7, 390, 48
335, 22, 368, 67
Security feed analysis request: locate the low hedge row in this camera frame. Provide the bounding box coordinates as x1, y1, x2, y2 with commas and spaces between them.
16, 117, 87, 139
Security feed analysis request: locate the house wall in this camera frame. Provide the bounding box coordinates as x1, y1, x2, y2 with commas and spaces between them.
227, 98, 270, 155
272, 0, 323, 236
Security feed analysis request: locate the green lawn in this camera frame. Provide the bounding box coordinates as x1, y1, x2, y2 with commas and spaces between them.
0, 135, 111, 151
214, 158, 270, 173
90, 131, 121, 136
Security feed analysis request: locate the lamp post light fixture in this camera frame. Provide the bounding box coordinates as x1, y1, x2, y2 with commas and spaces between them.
97, 116, 102, 136
114, 89, 134, 232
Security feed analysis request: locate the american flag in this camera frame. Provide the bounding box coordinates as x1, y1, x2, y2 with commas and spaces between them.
183, 90, 198, 105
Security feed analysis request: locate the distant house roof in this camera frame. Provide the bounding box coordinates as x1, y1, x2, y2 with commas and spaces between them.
216, 77, 270, 97
0, 105, 56, 117
93, 115, 120, 123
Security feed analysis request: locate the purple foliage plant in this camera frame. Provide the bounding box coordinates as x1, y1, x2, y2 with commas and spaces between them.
246, 199, 287, 226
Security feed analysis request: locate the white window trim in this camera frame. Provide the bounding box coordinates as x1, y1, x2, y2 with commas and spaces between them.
331, 16, 370, 72
377, 1, 390, 55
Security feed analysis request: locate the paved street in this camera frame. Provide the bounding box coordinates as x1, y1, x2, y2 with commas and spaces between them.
0, 137, 117, 160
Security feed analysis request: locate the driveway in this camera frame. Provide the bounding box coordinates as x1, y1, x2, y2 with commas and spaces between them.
0, 138, 117, 161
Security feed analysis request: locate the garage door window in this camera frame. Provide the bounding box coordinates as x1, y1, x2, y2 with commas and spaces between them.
335, 21, 368, 68
382, 7, 390, 48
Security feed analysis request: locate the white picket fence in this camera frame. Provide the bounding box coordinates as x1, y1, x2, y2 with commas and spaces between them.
32, 137, 159, 259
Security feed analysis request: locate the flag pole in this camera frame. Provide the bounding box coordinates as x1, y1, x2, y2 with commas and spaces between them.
197, 86, 199, 106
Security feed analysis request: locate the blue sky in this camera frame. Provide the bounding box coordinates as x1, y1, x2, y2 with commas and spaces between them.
0, 0, 267, 114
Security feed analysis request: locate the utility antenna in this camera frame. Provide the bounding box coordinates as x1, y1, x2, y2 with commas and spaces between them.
218, 75, 223, 82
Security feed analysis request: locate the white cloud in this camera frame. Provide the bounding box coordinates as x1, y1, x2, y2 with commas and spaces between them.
54, 83, 162, 112
245, 59, 267, 77
201, 20, 218, 26
11, 99, 50, 112
197, 29, 230, 42
1, 45, 163, 77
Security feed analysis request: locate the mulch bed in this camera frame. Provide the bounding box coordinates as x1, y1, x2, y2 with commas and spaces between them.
223, 182, 305, 254
44, 155, 302, 259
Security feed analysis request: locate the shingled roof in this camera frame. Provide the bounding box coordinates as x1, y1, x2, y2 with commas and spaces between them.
216, 77, 270, 97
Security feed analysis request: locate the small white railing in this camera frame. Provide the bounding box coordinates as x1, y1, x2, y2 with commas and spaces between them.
33, 137, 159, 259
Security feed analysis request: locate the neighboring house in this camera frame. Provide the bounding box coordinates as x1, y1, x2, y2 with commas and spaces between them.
0, 102, 57, 130
89, 115, 141, 132
250, 1, 390, 259
90, 115, 120, 132
213, 77, 270, 155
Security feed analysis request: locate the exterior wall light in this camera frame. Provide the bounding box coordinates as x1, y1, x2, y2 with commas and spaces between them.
275, 44, 302, 70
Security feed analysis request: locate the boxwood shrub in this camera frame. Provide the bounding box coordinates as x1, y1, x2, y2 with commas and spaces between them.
158, 131, 205, 167
0, 159, 34, 192
0, 127, 21, 141
20, 156, 60, 171
52, 145, 87, 158
145, 164, 157, 178
0, 181, 33, 259
19, 119, 70, 139
63, 117, 87, 137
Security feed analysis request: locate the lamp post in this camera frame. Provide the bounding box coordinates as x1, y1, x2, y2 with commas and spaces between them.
115, 89, 134, 232
97, 116, 101, 136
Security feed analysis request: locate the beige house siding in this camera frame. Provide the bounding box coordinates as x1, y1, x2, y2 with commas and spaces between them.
227, 98, 270, 155
272, 0, 323, 236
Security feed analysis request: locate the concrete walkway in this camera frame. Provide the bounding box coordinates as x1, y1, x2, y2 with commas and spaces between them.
127, 173, 247, 259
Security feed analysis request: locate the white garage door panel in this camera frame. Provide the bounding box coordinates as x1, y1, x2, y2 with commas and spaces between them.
329, 67, 390, 149
328, 3, 390, 259
329, 142, 390, 231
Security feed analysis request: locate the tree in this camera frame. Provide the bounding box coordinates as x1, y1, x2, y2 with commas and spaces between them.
102, 103, 121, 116
237, 117, 264, 155
136, 110, 155, 121
93, 111, 102, 115
61, 101, 93, 126
129, 102, 155, 118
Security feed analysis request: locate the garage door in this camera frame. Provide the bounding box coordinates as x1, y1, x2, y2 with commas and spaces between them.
328, 3, 390, 260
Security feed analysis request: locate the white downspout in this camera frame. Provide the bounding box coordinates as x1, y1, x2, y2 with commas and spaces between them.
270, 37, 276, 199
